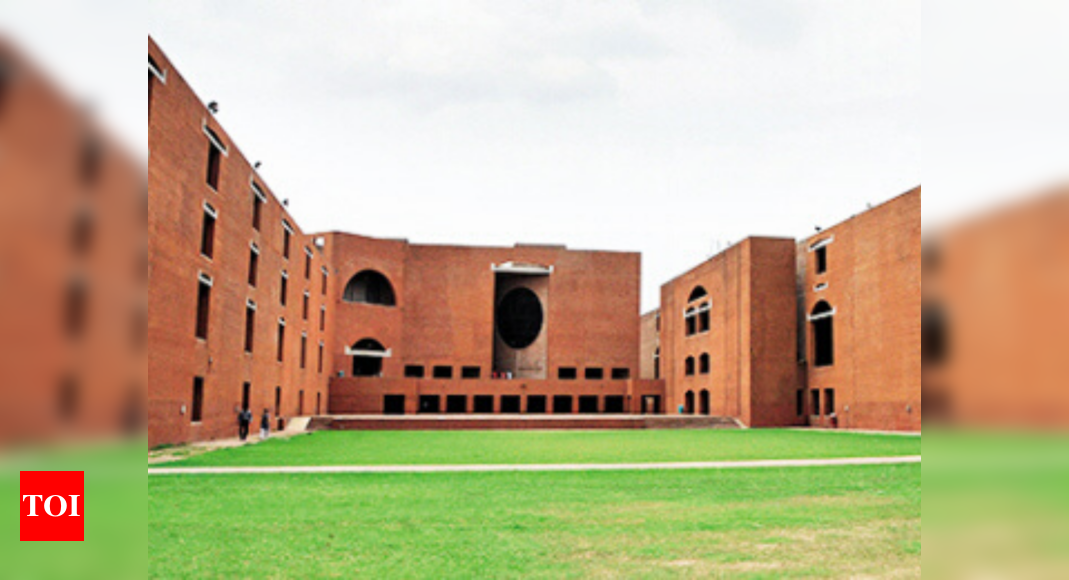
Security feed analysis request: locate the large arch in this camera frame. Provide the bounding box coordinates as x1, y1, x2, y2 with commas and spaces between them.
343, 270, 396, 306
350, 338, 387, 377
810, 301, 834, 367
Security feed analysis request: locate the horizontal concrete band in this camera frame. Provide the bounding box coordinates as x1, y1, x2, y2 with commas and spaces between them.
148, 455, 921, 476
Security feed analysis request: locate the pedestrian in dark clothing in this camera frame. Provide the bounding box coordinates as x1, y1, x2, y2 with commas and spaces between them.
260, 409, 271, 440
237, 408, 251, 441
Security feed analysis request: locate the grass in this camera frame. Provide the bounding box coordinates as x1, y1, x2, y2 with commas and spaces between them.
149, 464, 920, 578
159, 428, 920, 468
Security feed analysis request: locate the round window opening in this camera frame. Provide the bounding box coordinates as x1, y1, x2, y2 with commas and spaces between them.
496, 288, 544, 350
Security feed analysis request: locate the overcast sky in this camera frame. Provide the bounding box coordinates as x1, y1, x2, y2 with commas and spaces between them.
147, 1, 922, 311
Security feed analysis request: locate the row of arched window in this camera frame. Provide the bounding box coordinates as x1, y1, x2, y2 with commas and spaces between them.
684, 389, 711, 415
684, 353, 710, 376
684, 285, 710, 336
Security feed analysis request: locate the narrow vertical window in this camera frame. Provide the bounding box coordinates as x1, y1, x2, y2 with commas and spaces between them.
302, 291, 310, 321
200, 203, 217, 259
304, 247, 313, 279
811, 390, 821, 417
282, 221, 293, 260
244, 300, 256, 353
318, 342, 324, 373
321, 267, 328, 296
251, 182, 266, 231
191, 377, 204, 423
195, 274, 212, 340
300, 333, 308, 369
204, 127, 225, 190
274, 387, 281, 417
319, 306, 326, 332
824, 389, 836, 416
280, 271, 289, 307
815, 246, 828, 275
248, 243, 260, 287
277, 319, 286, 362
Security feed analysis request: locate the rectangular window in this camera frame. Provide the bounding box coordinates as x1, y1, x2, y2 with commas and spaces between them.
321, 268, 329, 296
298, 390, 305, 416
461, 366, 481, 379
195, 275, 212, 340
811, 390, 821, 417
300, 334, 308, 369
319, 307, 326, 332
317, 342, 324, 373
526, 395, 547, 414
815, 246, 828, 274
282, 221, 293, 259
200, 204, 217, 258
552, 395, 573, 414
500, 395, 521, 413
384, 395, 406, 415
558, 367, 577, 380
432, 366, 453, 379
302, 292, 310, 320
404, 365, 425, 378
206, 142, 222, 190
276, 319, 286, 362
585, 367, 604, 380
611, 368, 630, 380
190, 377, 204, 423
248, 244, 259, 287
604, 395, 625, 414
473, 395, 494, 413
304, 248, 312, 279
796, 390, 805, 416
418, 395, 440, 414
274, 387, 282, 416
824, 389, 835, 416
446, 395, 467, 414
242, 382, 251, 412
578, 395, 599, 413
280, 271, 288, 306
244, 301, 256, 353
251, 182, 266, 230
698, 309, 710, 333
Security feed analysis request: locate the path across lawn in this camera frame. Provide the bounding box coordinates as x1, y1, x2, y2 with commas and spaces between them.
149, 454, 920, 475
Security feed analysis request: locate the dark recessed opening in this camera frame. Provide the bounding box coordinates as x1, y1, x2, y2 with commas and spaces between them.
796, 389, 805, 416
922, 302, 948, 367
496, 287, 544, 349
585, 368, 604, 380
699, 390, 710, 415
461, 366, 481, 379
195, 279, 211, 340
383, 395, 405, 415
343, 270, 396, 306
810, 390, 821, 417
351, 338, 385, 377
418, 395, 440, 414
433, 366, 453, 379
558, 367, 577, 380
241, 382, 251, 412
815, 246, 828, 274
404, 365, 425, 378
611, 368, 630, 380
500, 395, 521, 413
604, 396, 625, 414
473, 395, 494, 413
699, 354, 710, 375
526, 395, 547, 414
190, 377, 204, 423
446, 395, 467, 414
685, 357, 695, 376
824, 389, 835, 416
553, 395, 573, 414
578, 395, 599, 413
811, 301, 834, 367
200, 208, 216, 258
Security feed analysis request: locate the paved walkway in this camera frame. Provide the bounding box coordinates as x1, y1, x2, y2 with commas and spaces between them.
148, 454, 920, 476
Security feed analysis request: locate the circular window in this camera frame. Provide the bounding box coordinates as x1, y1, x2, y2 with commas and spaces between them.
496, 288, 544, 350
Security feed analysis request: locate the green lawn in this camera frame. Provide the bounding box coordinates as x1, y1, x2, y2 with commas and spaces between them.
160, 429, 920, 468
149, 464, 920, 578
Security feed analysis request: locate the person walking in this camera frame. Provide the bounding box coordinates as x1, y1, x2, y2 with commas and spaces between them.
237, 407, 251, 441
260, 409, 271, 440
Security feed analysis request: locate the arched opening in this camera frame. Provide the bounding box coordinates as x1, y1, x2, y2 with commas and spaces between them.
684, 390, 695, 414
343, 270, 396, 306
810, 301, 834, 367
699, 390, 710, 415
496, 287, 544, 350
688, 286, 708, 302
699, 353, 710, 374
351, 338, 386, 377
685, 356, 695, 376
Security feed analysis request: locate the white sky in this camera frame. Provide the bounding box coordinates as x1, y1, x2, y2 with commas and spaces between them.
146, 0, 924, 311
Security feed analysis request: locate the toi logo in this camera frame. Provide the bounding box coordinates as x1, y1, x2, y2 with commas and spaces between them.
20, 471, 84, 542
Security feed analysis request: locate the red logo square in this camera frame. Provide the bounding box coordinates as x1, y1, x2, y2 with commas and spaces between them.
20, 471, 84, 541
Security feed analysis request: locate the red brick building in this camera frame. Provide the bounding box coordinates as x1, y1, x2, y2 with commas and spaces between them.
645, 189, 921, 431
148, 38, 659, 447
